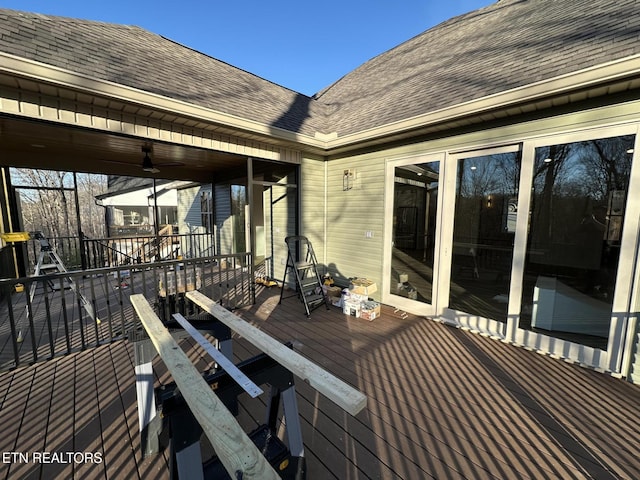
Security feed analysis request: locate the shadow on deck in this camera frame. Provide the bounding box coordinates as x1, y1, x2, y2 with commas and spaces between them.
1, 284, 639, 479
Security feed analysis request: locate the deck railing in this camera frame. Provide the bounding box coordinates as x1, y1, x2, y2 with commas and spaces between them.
83, 231, 216, 269
0, 252, 253, 370
19, 231, 216, 272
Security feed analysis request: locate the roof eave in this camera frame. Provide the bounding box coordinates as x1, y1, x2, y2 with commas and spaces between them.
0, 52, 327, 150
319, 54, 640, 155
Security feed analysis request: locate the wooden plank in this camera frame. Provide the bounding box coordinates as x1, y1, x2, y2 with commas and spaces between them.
186, 290, 367, 416
172, 313, 263, 398
129, 294, 279, 480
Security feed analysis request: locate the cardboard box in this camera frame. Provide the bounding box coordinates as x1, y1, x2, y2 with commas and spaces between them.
350, 278, 377, 296
326, 286, 342, 298
346, 292, 368, 303
361, 301, 381, 321
343, 299, 361, 318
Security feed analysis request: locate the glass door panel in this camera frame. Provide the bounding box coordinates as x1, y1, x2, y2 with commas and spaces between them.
519, 134, 635, 349
390, 162, 440, 305
449, 151, 521, 322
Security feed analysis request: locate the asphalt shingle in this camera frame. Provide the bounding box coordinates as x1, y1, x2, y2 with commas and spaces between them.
1, 0, 640, 140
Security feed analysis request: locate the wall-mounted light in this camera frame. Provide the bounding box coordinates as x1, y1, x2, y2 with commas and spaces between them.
343, 169, 355, 191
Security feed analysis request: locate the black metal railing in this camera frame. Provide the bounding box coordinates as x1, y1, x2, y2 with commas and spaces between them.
82, 231, 215, 269
18, 231, 215, 272
0, 252, 253, 370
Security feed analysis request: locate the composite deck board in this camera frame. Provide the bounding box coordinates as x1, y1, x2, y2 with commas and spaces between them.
0, 285, 639, 479
239, 300, 575, 479
6, 360, 57, 480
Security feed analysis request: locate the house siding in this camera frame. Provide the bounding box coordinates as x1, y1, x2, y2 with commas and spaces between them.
268, 184, 297, 282
324, 154, 386, 296
178, 185, 200, 233
215, 184, 233, 254
299, 157, 327, 267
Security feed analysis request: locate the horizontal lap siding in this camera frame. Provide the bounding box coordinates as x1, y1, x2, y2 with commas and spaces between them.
215, 184, 233, 254
300, 158, 327, 265
325, 155, 385, 297
270, 184, 297, 282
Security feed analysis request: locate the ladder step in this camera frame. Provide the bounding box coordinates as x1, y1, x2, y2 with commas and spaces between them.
40, 264, 59, 270
306, 294, 324, 305
295, 262, 313, 270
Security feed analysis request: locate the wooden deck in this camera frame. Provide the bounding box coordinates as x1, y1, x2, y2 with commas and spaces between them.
1, 285, 639, 479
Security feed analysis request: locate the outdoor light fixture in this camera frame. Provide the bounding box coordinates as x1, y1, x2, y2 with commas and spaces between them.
343, 169, 355, 190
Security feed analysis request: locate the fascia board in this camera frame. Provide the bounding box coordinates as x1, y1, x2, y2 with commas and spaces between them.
0, 53, 325, 148
322, 55, 640, 151
4, 52, 640, 155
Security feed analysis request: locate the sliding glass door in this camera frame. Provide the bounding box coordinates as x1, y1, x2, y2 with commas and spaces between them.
448, 148, 521, 324
385, 157, 441, 314
384, 127, 640, 371
518, 134, 636, 349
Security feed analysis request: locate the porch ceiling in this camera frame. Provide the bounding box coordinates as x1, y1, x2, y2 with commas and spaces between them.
0, 115, 248, 181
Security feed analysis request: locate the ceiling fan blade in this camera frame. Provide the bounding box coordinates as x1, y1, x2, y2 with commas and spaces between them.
156, 161, 185, 167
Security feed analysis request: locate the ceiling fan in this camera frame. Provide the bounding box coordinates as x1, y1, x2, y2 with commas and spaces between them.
140, 146, 185, 173
141, 147, 160, 173
102, 146, 185, 174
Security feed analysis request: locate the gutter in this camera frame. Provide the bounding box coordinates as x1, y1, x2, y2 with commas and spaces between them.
2, 52, 640, 155
0, 53, 327, 150
321, 54, 640, 153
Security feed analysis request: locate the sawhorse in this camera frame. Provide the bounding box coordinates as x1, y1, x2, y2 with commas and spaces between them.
131, 292, 366, 479
131, 312, 305, 479
131, 312, 235, 457
159, 348, 305, 480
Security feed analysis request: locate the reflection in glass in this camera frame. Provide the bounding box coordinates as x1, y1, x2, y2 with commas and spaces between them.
519, 135, 635, 349
449, 152, 521, 322
390, 162, 440, 304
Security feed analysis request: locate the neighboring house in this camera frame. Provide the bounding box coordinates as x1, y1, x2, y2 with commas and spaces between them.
96, 176, 180, 237
1, 0, 640, 381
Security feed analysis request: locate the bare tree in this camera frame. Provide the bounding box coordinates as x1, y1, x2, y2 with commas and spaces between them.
11, 168, 107, 238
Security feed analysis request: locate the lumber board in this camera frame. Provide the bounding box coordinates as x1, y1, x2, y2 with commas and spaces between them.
186, 290, 367, 416
130, 294, 279, 480
172, 313, 263, 398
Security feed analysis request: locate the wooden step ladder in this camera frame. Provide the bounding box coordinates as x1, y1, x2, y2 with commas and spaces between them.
279, 236, 329, 317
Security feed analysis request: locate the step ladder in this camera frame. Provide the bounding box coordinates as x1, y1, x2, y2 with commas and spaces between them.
279, 236, 329, 317
18, 231, 99, 342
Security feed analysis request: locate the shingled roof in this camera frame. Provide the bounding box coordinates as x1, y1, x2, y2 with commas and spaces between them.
317, 0, 640, 137
0, 9, 326, 137
1, 0, 640, 142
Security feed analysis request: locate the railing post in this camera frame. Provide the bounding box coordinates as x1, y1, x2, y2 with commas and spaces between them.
79, 233, 88, 270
